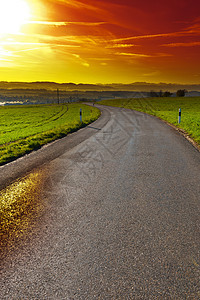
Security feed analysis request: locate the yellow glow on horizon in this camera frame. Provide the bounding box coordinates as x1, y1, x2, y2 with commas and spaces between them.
0, 0, 31, 35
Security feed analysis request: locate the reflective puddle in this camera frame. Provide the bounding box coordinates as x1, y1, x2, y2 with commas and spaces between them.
0, 170, 45, 250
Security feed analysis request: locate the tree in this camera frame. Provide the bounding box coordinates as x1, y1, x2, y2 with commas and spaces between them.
176, 89, 187, 97
150, 90, 159, 97
163, 91, 172, 97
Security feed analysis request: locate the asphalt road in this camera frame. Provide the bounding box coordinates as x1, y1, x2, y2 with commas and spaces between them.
0, 105, 200, 299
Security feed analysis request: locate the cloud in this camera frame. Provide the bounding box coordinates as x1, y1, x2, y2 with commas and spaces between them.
0, 41, 47, 46
72, 53, 90, 67
116, 52, 152, 57
47, 0, 106, 16
115, 52, 171, 58
25, 33, 83, 44
187, 22, 200, 33
89, 57, 113, 61
0, 46, 13, 57
12, 48, 41, 54
143, 71, 161, 77
112, 24, 200, 43
163, 41, 200, 47
12, 33, 89, 50
112, 32, 184, 42
72, 54, 80, 58
28, 21, 107, 27
106, 43, 137, 48
82, 62, 90, 67
51, 0, 101, 11
0, 58, 12, 61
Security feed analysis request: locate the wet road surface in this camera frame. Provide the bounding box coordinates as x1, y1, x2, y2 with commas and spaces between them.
0, 105, 200, 299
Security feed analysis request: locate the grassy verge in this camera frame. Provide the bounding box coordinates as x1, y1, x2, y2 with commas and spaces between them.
0, 103, 100, 165
0, 103, 100, 249
100, 97, 200, 146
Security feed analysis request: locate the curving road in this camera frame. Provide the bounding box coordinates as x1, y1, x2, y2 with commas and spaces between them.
0, 105, 200, 299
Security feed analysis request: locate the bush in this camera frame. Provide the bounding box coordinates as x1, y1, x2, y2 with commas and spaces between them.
176, 89, 187, 97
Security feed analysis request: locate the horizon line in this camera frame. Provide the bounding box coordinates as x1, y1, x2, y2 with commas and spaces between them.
0, 81, 200, 86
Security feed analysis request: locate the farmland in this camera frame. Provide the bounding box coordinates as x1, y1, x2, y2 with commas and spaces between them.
100, 97, 200, 146
0, 103, 100, 165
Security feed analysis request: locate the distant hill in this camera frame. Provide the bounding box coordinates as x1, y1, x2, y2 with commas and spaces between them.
185, 91, 200, 97
0, 81, 200, 92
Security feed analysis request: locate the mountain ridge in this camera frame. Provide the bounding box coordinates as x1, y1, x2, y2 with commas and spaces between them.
0, 81, 200, 92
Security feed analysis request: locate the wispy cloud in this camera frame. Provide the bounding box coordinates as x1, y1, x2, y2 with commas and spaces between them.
28, 21, 107, 26
116, 52, 152, 57
0, 41, 46, 46
12, 48, 41, 54
0, 46, 13, 58
22, 32, 104, 47
88, 58, 113, 61
100, 62, 107, 66
187, 22, 200, 33
106, 43, 137, 48
143, 71, 161, 77
72, 53, 90, 67
112, 25, 200, 43
51, 0, 103, 12
0, 58, 12, 61
112, 33, 179, 42
115, 52, 171, 58
163, 41, 200, 47
0, 40, 81, 48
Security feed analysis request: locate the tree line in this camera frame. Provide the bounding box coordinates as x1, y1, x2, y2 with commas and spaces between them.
150, 89, 187, 97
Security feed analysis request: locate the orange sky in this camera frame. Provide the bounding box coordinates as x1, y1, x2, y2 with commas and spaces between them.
0, 0, 200, 84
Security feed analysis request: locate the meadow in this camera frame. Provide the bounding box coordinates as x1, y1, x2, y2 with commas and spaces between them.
0, 103, 100, 165
100, 97, 200, 146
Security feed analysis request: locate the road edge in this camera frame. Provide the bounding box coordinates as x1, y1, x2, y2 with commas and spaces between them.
0, 105, 110, 190
99, 104, 200, 153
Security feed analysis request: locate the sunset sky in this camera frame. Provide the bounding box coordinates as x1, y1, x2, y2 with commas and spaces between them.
0, 0, 200, 84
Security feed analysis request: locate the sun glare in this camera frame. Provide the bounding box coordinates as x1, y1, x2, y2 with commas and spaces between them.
0, 0, 31, 35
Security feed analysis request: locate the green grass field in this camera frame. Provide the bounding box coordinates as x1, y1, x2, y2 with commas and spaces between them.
0, 103, 100, 165
100, 97, 200, 146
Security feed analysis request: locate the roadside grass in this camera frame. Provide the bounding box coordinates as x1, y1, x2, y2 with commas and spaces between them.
100, 97, 200, 145
0, 103, 100, 165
